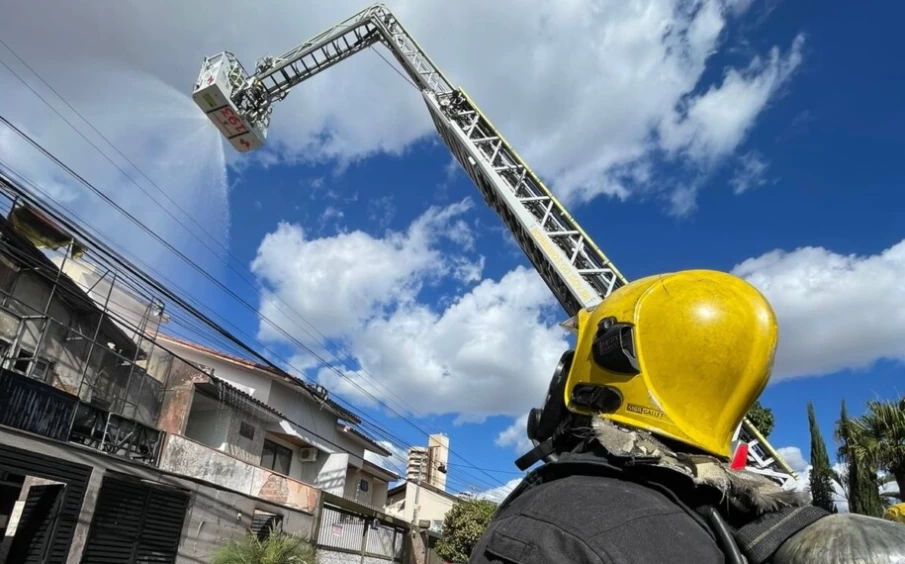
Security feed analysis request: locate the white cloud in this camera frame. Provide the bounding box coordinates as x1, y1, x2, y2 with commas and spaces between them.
726, 0, 756, 15
251, 197, 564, 422
318, 267, 568, 422
477, 478, 523, 504
2, 0, 805, 216
778, 446, 809, 475
320, 206, 345, 225
779, 446, 849, 512
251, 198, 480, 343
733, 239, 905, 380
730, 151, 770, 194
0, 57, 230, 290
659, 34, 805, 164
496, 414, 535, 456
368, 196, 396, 230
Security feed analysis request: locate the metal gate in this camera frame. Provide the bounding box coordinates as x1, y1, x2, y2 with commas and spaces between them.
79, 472, 190, 564
0, 441, 92, 563
316, 502, 406, 563
6, 484, 66, 564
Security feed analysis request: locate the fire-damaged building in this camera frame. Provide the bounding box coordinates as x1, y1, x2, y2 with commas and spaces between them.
0, 194, 403, 563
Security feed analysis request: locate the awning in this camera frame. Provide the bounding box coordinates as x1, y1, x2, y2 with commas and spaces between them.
195, 376, 284, 424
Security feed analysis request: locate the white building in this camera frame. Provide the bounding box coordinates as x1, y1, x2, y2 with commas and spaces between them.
385, 481, 459, 533
157, 335, 399, 508
406, 433, 449, 492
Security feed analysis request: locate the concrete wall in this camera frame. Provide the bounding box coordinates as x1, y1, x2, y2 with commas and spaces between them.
267, 380, 363, 456
386, 484, 456, 528
0, 266, 157, 418
184, 405, 229, 450
342, 468, 390, 509
316, 452, 350, 497
159, 434, 319, 515
223, 408, 267, 465
159, 340, 273, 403
372, 479, 389, 510
157, 354, 204, 437
0, 272, 88, 397
0, 425, 317, 564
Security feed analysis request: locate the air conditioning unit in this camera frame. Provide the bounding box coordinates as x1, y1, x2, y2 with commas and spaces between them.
298, 447, 318, 463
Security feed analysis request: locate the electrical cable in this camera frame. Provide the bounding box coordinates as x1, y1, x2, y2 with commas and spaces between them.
0, 40, 509, 486
0, 156, 502, 487
0, 117, 507, 488
0, 43, 426, 422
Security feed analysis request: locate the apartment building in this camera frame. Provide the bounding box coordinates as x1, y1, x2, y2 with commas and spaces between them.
405, 434, 449, 492
385, 434, 455, 533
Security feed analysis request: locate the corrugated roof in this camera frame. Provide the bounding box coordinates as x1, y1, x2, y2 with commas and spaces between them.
156, 333, 361, 424
195, 374, 285, 423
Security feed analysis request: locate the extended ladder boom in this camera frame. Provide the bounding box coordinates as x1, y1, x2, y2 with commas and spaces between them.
192, 2, 796, 488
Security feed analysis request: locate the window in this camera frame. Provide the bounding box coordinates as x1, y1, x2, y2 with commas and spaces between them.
359, 479, 369, 492
10, 349, 54, 381
251, 510, 283, 541
260, 439, 292, 475
239, 421, 255, 440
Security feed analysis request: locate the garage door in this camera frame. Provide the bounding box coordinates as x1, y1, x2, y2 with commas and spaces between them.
80, 473, 190, 564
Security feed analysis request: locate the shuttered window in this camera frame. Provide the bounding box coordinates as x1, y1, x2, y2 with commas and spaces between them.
6, 483, 65, 564
80, 473, 189, 564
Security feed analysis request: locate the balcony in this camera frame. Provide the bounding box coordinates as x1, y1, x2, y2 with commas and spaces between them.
158, 433, 319, 514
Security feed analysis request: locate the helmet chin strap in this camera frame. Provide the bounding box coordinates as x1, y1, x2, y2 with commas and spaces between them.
515, 410, 587, 471
515, 430, 560, 471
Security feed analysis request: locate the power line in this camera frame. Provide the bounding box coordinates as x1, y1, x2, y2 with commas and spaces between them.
0, 41, 431, 428
445, 462, 525, 475
0, 46, 508, 488
0, 156, 508, 487
0, 111, 506, 490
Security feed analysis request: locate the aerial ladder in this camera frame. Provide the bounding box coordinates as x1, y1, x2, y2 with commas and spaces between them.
192, 3, 797, 488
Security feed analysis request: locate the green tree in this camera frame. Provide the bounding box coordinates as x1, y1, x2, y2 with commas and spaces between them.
747, 401, 776, 438
850, 397, 905, 500
807, 402, 837, 512
212, 532, 317, 564
436, 499, 497, 562
835, 400, 884, 516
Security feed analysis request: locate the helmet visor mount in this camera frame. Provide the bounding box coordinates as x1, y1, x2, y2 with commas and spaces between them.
592, 316, 640, 376
567, 316, 640, 415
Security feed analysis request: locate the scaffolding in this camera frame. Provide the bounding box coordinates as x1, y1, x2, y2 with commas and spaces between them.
0, 185, 172, 463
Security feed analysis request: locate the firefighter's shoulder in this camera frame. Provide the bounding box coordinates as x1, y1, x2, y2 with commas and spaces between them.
469, 474, 725, 564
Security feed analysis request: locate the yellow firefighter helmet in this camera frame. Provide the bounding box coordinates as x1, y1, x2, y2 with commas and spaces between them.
884, 502, 905, 524
564, 270, 779, 458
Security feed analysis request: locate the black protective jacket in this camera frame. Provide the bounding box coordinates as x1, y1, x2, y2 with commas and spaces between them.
469, 473, 725, 564
468, 448, 905, 564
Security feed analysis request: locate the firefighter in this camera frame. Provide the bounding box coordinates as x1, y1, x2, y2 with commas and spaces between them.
469, 270, 905, 564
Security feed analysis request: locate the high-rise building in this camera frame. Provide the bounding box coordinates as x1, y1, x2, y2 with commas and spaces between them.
406, 433, 449, 491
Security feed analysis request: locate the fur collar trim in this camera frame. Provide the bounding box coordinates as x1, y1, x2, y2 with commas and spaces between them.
591, 418, 807, 517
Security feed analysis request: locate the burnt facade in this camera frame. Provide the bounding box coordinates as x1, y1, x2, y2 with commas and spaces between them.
0, 206, 166, 465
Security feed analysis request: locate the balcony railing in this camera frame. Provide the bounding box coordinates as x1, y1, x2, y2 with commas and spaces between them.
158, 433, 320, 514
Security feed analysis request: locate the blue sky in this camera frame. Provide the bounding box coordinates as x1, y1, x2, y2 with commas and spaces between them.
1, 0, 903, 500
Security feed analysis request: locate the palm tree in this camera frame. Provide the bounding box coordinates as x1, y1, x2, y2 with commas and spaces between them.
849, 397, 905, 500
835, 400, 884, 516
